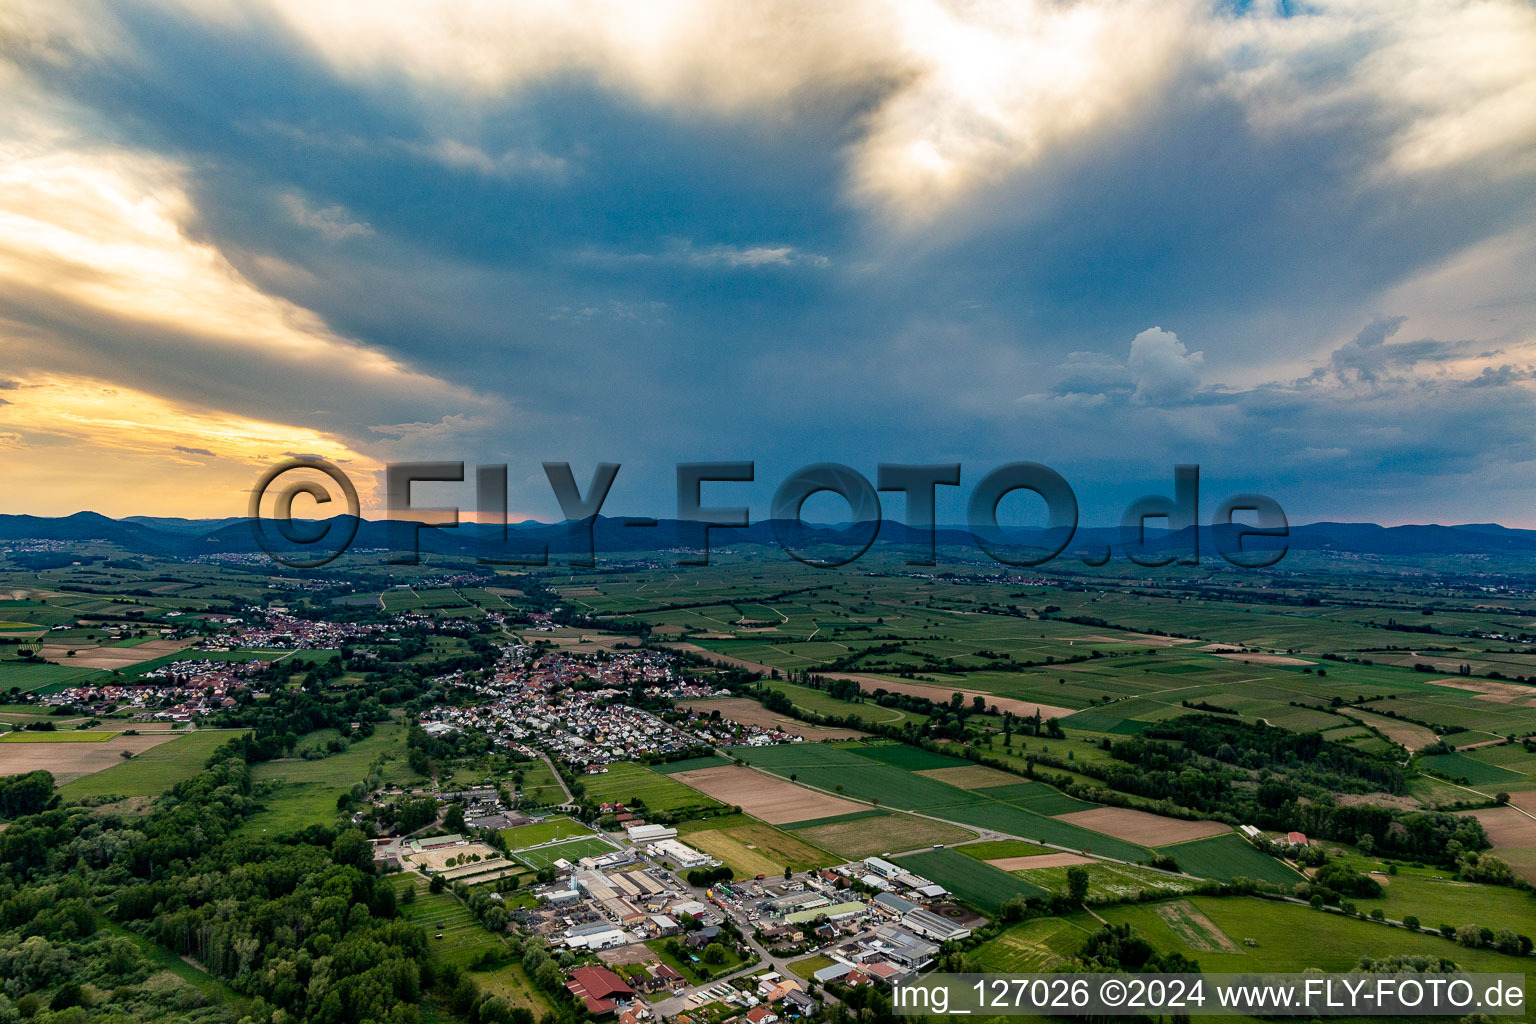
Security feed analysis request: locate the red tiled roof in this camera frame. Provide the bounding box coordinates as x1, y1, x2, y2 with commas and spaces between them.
568, 964, 634, 1009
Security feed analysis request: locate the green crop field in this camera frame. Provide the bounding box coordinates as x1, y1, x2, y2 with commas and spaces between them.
58, 729, 240, 800
653, 754, 735, 774
853, 742, 969, 770
0, 660, 102, 693
956, 839, 1053, 861
973, 781, 1098, 815
731, 740, 1152, 860
893, 848, 1047, 912
1419, 752, 1525, 786
581, 761, 724, 814
1155, 833, 1304, 887
1, 730, 118, 742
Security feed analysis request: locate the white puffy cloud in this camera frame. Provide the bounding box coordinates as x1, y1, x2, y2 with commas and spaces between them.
1127, 327, 1204, 404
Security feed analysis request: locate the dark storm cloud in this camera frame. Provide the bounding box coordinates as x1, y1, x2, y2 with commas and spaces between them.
2, 0, 1534, 522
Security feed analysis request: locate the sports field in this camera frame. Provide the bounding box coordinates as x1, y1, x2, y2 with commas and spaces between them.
512, 835, 618, 868
502, 816, 592, 848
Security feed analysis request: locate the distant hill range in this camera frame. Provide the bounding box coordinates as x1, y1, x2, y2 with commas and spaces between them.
4, 511, 1536, 562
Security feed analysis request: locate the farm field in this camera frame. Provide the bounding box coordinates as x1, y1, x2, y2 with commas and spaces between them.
677, 697, 867, 739
730, 740, 1155, 861
1, 729, 118, 742
783, 809, 977, 859
892, 847, 1047, 912
53, 728, 232, 795
1153, 833, 1304, 887
670, 763, 866, 823
35, 637, 188, 671
1420, 752, 1526, 786
652, 754, 734, 774
1015, 861, 1206, 901
246, 724, 417, 833
581, 761, 724, 815
1052, 806, 1231, 846
0, 659, 103, 693
1341, 861, 1536, 936
677, 814, 839, 875
955, 839, 1056, 861
1100, 896, 1534, 984
973, 916, 1099, 972
1462, 805, 1536, 883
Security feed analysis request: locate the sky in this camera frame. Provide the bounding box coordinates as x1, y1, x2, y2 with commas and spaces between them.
0, 0, 1534, 527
